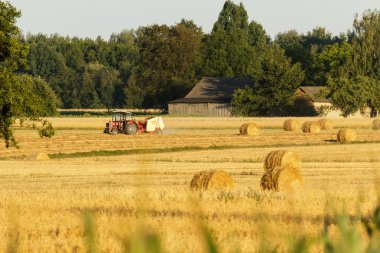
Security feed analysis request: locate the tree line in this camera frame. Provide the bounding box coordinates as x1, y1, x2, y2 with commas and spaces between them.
1, 1, 380, 146
5, 1, 375, 117
16, 1, 379, 117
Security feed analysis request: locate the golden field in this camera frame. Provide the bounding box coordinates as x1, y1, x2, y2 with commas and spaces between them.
1, 116, 380, 252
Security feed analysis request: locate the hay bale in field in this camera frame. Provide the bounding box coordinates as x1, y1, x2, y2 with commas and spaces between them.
264, 150, 300, 173
239, 123, 248, 135
239, 123, 259, 136
283, 119, 301, 131
261, 150, 303, 192
373, 119, 380, 130
246, 123, 259, 136
260, 166, 304, 192
190, 170, 235, 191
337, 129, 357, 143
28, 153, 50, 161
318, 119, 333, 130
302, 121, 321, 133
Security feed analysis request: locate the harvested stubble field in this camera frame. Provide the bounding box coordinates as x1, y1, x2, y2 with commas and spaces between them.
1, 117, 380, 252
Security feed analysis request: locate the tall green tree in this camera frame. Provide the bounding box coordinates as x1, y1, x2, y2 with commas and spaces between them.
28, 40, 65, 80
325, 10, 380, 117
78, 63, 120, 109
0, 2, 56, 147
60, 39, 85, 70
25, 33, 134, 109
27, 39, 78, 107
127, 21, 203, 108
275, 27, 339, 85
232, 44, 304, 116
317, 42, 352, 78
275, 30, 305, 65
248, 20, 271, 50
202, 1, 256, 77
14, 74, 60, 117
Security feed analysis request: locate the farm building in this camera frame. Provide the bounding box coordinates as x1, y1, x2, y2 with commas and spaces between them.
169, 81, 371, 118
295, 86, 329, 105
296, 86, 370, 118
168, 77, 252, 116
295, 86, 330, 116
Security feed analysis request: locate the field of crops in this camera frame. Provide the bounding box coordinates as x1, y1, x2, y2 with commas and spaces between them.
1, 116, 380, 252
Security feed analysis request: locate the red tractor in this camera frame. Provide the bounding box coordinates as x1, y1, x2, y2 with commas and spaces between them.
104, 112, 164, 135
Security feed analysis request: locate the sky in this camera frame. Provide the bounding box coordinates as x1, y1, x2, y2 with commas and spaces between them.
9, 0, 380, 39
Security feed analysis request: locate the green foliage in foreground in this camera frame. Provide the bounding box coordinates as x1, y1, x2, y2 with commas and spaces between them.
5, 190, 380, 252
75, 201, 380, 253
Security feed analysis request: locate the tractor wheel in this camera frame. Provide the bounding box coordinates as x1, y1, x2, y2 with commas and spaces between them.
126, 123, 137, 135
111, 127, 119, 135
155, 128, 163, 135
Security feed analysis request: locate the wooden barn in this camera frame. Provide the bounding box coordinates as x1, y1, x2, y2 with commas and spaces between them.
295, 86, 330, 106
168, 77, 252, 116
295, 86, 370, 118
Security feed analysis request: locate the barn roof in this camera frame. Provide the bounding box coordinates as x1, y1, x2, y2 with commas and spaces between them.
170, 77, 252, 103
296, 86, 330, 103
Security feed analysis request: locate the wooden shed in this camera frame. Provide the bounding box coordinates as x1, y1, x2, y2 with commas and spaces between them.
295, 86, 370, 118
295, 86, 330, 104
168, 77, 251, 116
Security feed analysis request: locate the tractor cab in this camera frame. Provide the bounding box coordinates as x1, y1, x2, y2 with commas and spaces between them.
112, 112, 132, 122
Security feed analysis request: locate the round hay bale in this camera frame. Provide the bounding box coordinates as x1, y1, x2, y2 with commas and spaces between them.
318, 119, 333, 130
264, 150, 300, 172
28, 153, 50, 161
246, 123, 259, 136
337, 129, 357, 143
283, 119, 301, 131
373, 119, 380, 130
277, 167, 304, 191
260, 166, 304, 192
239, 123, 248, 135
239, 123, 259, 136
190, 170, 235, 191
260, 171, 275, 191
302, 121, 321, 133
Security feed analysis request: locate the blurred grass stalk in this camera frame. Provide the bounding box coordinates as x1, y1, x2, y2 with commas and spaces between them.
83, 211, 98, 253
5, 206, 20, 253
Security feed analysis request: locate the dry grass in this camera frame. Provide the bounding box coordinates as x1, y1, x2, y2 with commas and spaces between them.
0, 117, 379, 252
4, 125, 380, 159
40, 117, 375, 130
0, 156, 377, 252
